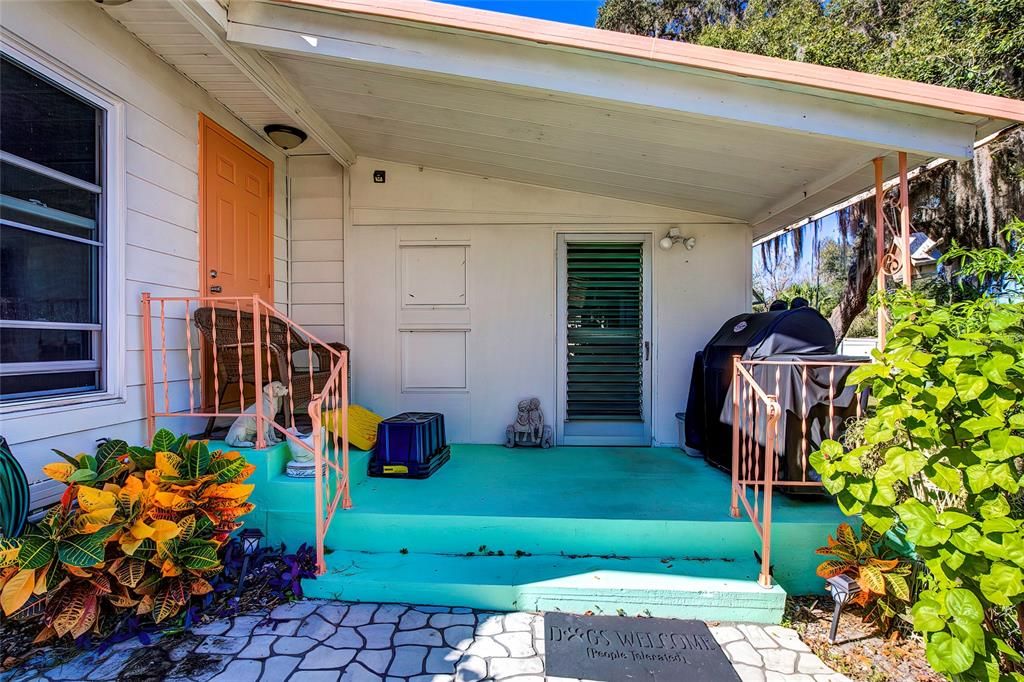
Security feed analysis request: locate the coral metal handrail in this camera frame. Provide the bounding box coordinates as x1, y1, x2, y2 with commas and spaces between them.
140, 293, 349, 574
730, 359, 783, 588
729, 357, 867, 588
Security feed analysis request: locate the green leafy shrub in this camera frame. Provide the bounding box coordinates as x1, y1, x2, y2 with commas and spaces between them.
0, 430, 255, 641
811, 226, 1024, 680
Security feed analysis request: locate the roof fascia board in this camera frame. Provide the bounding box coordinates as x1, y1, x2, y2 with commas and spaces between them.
168, 0, 356, 166
228, 1, 976, 160
275, 0, 1024, 126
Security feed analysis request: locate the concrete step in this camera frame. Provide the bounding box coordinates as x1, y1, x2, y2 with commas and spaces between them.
306, 550, 787, 624
326, 510, 762, 560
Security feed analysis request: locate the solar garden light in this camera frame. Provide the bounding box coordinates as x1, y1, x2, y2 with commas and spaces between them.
825, 573, 860, 644
236, 528, 265, 597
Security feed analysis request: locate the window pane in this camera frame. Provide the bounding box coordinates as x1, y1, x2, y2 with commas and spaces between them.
0, 328, 94, 363
0, 227, 99, 324
0, 56, 100, 185
0, 371, 99, 399
1, 162, 98, 239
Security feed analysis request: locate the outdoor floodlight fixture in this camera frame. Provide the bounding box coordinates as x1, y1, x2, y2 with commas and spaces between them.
825, 573, 861, 644
264, 124, 308, 150
659, 227, 697, 251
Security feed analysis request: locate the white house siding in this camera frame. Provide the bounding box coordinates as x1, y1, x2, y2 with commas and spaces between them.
346, 159, 751, 446
0, 1, 289, 502
288, 156, 346, 344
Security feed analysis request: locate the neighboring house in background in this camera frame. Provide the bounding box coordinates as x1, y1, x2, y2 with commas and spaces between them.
910, 232, 943, 279
2, 0, 1023, 623
836, 232, 941, 356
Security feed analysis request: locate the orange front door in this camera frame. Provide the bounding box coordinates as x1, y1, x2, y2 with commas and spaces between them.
199, 114, 274, 301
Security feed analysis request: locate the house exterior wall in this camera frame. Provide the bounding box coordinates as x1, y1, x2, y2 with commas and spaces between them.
0, 1, 290, 502
288, 156, 346, 344
346, 159, 752, 446
0, 2, 753, 502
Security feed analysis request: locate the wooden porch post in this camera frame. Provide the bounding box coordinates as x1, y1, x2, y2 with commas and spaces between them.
898, 152, 912, 288
873, 158, 887, 350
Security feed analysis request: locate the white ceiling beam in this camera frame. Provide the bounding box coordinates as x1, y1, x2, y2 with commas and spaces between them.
227, 1, 975, 161
750, 150, 884, 228
167, 0, 356, 167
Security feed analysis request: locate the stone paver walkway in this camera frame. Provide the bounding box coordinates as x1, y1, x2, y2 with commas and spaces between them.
3, 600, 850, 682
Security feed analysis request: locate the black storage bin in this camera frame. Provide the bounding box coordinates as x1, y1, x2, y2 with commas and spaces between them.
368, 412, 451, 479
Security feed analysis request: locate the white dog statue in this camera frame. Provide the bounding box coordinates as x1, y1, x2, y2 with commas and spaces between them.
225, 381, 288, 447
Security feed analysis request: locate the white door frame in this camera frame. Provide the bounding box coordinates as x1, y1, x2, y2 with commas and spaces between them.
555, 233, 653, 446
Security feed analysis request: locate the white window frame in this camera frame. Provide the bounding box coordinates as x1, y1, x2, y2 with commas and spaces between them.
0, 35, 126, 417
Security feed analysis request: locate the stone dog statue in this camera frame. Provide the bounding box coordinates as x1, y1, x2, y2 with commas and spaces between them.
505, 398, 553, 448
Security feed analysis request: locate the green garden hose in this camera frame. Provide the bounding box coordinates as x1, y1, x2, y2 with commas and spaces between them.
0, 437, 30, 538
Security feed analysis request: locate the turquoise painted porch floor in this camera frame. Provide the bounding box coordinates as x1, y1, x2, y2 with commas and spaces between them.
242, 444, 846, 624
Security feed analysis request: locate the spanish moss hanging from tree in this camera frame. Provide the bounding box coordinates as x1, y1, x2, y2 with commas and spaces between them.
758, 125, 1024, 339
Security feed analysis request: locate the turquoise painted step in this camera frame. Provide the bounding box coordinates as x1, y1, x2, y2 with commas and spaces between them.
206, 440, 372, 488
326, 510, 815, 560
236, 443, 842, 597
306, 551, 786, 624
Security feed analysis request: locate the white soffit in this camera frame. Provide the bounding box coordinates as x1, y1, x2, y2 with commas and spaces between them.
223, 0, 985, 231
99, 0, 324, 155
100, 0, 1013, 234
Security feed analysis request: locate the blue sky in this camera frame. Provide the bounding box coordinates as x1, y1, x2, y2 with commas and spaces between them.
438, 1, 604, 26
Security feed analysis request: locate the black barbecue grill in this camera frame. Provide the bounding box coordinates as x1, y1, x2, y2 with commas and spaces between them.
685, 307, 866, 481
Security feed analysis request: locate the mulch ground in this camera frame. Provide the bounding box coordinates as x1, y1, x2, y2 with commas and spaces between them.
785, 596, 942, 682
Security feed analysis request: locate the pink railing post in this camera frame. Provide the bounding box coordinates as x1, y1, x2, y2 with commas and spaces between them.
159, 300, 169, 413
252, 294, 266, 449
185, 299, 195, 412
141, 293, 156, 442
759, 398, 780, 588
341, 351, 352, 510
310, 398, 326, 573
211, 306, 221, 414
730, 355, 741, 518
236, 301, 246, 417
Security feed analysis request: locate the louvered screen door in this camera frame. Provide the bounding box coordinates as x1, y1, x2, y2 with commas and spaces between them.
557, 234, 652, 446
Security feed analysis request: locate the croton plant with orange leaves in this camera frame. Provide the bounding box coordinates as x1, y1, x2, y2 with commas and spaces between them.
816, 522, 914, 629
0, 429, 254, 641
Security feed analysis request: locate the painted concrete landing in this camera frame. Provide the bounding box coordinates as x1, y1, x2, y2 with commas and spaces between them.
235, 442, 844, 623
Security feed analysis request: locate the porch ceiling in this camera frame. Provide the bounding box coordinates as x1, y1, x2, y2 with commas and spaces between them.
267, 52, 928, 231
101, 0, 1024, 237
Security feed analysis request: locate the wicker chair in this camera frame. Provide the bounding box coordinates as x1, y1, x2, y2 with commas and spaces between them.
193, 306, 347, 435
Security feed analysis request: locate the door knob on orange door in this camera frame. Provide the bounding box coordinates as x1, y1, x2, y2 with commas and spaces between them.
209, 285, 222, 293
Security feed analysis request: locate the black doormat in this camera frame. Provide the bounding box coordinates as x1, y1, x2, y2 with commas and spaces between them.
544, 613, 741, 682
